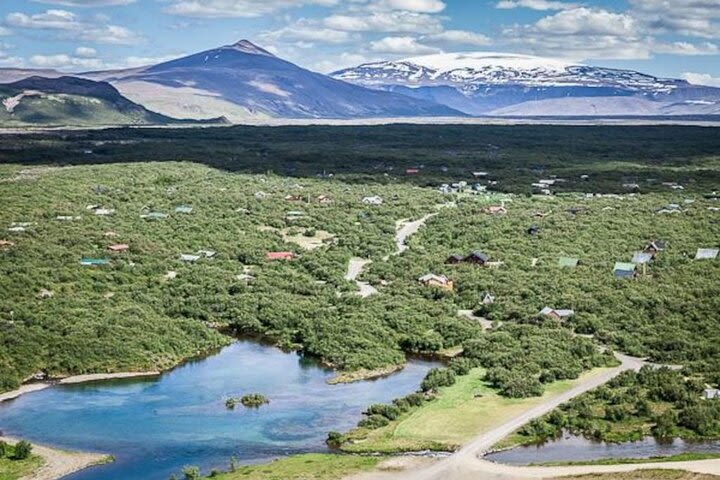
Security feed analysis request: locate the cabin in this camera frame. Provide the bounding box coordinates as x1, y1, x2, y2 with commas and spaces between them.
266, 252, 295, 261
473, 171, 489, 178
696, 248, 719, 260
108, 244, 130, 253
38, 289, 54, 299
539, 307, 575, 320
558, 257, 580, 268
236, 273, 256, 282
466, 251, 490, 265
446, 254, 465, 265
406, 168, 420, 175
175, 205, 193, 214
56, 216, 80, 221
485, 206, 507, 215
197, 250, 216, 258
285, 194, 304, 202
317, 195, 333, 204
481, 292, 495, 305
7, 226, 25, 233
418, 274, 454, 291
362, 196, 383, 205
80, 258, 109, 267
532, 211, 551, 218
254, 191, 268, 200
614, 262, 638, 279
704, 388, 720, 400
632, 252, 653, 264
0, 240, 14, 248
180, 254, 201, 263
644, 240, 667, 256
527, 225, 541, 236
567, 207, 587, 215
141, 212, 169, 221
94, 208, 115, 216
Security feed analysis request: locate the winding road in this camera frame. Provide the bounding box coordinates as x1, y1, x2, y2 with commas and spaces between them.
348, 353, 720, 480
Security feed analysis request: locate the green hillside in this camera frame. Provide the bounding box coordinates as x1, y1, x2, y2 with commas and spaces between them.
0, 76, 187, 127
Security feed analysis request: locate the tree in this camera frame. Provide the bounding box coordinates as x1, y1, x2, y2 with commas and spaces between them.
14, 440, 32, 460
182, 466, 200, 480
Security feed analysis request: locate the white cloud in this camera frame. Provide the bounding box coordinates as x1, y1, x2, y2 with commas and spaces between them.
31, 0, 136, 6
496, 0, 578, 10
260, 19, 356, 45
682, 72, 720, 87
29, 53, 104, 69
164, 0, 339, 18
6, 9, 142, 45
75, 46, 97, 58
424, 30, 492, 47
654, 41, 719, 56
370, 36, 441, 54
531, 7, 637, 36
629, 0, 720, 39
372, 0, 446, 13
324, 11, 442, 34
502, 7, 652, 60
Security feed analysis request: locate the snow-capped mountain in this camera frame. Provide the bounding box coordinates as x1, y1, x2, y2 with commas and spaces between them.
333, 52, 720, 116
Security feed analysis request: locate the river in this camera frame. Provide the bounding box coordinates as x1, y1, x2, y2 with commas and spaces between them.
486, 432, 720, 466
0, 341, 437, 479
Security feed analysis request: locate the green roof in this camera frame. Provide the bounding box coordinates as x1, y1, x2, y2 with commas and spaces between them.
559, 257, 579, 267
80, 258, 109, 266
614, 262, 636, 272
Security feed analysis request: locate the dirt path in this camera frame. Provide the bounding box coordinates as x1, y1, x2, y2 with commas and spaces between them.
457, 310, 495, 331
0, 436, 110, 480
345, 212, 437, 297
345, 258, 378, 298
349, 353, 662, 480
393, 214, 437, 256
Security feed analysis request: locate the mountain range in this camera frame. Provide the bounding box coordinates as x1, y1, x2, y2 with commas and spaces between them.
332, 52, 720, 116
0, 41, 719, 126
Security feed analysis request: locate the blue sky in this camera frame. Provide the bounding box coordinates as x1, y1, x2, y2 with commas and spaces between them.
0, 0, 718, 86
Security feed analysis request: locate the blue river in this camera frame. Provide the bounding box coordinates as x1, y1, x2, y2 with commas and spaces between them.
0, 341, 436, 479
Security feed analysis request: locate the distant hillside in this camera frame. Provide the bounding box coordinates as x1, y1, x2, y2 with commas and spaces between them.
0, 76, 221, 127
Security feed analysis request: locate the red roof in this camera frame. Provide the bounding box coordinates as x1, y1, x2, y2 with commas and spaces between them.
406, 168, 420, 174
108, 244, 130, 252
266, 252, 294, 261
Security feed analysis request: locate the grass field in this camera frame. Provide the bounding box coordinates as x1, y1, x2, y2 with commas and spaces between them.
342, 366, 613, 453
0, 455, 43, 480
209, 454, 383, 480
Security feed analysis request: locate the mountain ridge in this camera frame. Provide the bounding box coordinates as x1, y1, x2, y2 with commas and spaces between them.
332, 51, 720, 116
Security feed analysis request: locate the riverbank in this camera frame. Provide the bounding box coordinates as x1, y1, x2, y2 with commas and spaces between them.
340, 366, 617, 454
0, 436, 112, 480
328, 365, 406, 385
0, 371, 161, 404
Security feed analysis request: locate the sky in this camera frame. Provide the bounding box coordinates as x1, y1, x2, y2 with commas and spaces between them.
0, 0, 719, 86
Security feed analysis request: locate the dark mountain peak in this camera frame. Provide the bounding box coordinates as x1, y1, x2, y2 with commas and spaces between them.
227, 40, 275, 57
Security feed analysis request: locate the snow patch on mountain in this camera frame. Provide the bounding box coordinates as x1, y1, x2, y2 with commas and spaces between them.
333, 51, 685, 95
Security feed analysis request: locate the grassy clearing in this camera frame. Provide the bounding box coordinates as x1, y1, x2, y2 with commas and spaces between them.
0, 455, 43, 480
207, 454, 383, 480
342, 366, 613, 453
552, 471, 720, 480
